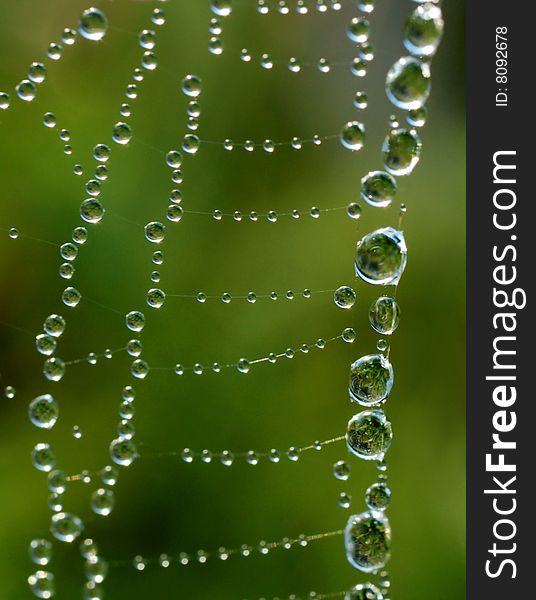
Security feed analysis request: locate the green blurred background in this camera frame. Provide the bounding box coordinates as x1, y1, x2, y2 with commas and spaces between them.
0, 0, 465, 598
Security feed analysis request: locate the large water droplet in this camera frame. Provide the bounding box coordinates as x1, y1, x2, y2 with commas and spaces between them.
404, 2, 444, 56
369, 296, 401, 335
78, 8, 108, 41
144, 221, 165, 243
349, 354, 393, 406
29, 395, 59, 429
355, 227, 407, 286
386, 56, 431, 110
365, 482, 392, 511
334, 286, 356, 309
51, 512, 84, 543
29, 539, 53, 566
360, 171, 397, 208
181, 75, 202, 98
80, 198, 105, 224
346, 410, 393, 460
110, 438, 138, 466
344, 511, 391, 572
16, 80, 37, 102
28, 571, 55, 598
112, 121, 132, 145
382, 128, 421, 176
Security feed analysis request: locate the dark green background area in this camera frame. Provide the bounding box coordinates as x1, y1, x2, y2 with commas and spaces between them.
0, 1, 465, 598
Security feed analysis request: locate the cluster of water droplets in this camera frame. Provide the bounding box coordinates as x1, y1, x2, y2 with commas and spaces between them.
4, 0, 444, 597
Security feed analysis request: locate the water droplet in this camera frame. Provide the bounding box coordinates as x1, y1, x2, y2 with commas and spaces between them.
342, 327, 356, 343
365, 482, 392, 511
407, 106, 428, 128
144, 221, 165, 243
246, 450, 259, 465
32, 443, 56, 472
78, 8, 108, 41
287, 447, 300, 461
344, 583, 384, 600
354, 227, 407, 285
333, 460, 351, 481
386, 56, 431, 110
404, 3, 444, 56
260, 54, 273, 69
340, 121, 365, 151
347, 17, 369, 42
182, 134, 200, 154
4, 385, 15, 398
349, 354, 393, 406
80, 198, 105, 224
44, 314, 66, 337
62, 286, 81, 307
91, 488, 115, 516
221, 292, 232, 303
110, 438, 138, 466
376, 339, 389, 352
72, 425, 82, 439
61, 28, 77, 46
47, 43, 62, 61
112, 121, 132, 145
16, 79, 37, 102
85, 557, 108, 584
0, 92, 10, 110
382, 128, 421, 176
51, 512, 83, 543
131, 359, 149, 379
29, 62, 47, 84
147, 288, 166, 308
152, 7, 166, 25
338, 492, 352, 509
353, 92, 368, 110
182, 74, 202, 98
29, 539, 53, 566
220, 450, 234, 466
35, 334, 57, 356
346, 410, 393, 460
344, 511, 391, 571
43, 357, 66, 382
48, 470, 67, 494
142, 50, 158, 70
29, 395, 59, 429
334, 286, 356, 309
28, 570, 55, 598
346, 202, 362, 220
211, 0, 233, 16
360, 171, 397, 208
237, 358, 250, 374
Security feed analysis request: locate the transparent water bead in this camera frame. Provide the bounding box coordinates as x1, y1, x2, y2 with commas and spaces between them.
47, 43, 62, 61
386, 56, 431, 110
382, 128, 422, 176
35, 334, 57, 356
333, 460, 351, 481
365, 482, 392, 511
369, 296, 401, 335
4, 386, 15, 398
182, 134, 200, 154
349, 354, 393, 406
334, 286, 356, 309
91, 488, 115, 516
44, 314, 65, 337
51, 512, 84, 543
340, 121, 365, 151
360, 171, 397, 208
147, 288, 166, 308
78, 8, 108, 41
85, 558, 109, 584
112, 122, 132, 145
43, 357, 66, 382
30, 539, 53, 566
80, 198, 105, 224
29, 62, 47, 84
144, 221, 166, 243
211, 0, 233, 16
404, 2, 444, 56
182, 74, 202, 98
353, 91, 368, 110
346, 410, 393, 460
62, 286, 81, 307
28, 571, 55, 598
110, 438, 138, 466
345, 582, 384, 600
16, 79, 37, 102
29, 395, 59, 429
407, 106, 428, 128
344, 511, 391, 572
354, 227, 407, 286
0, 92, 10, 109
347, 17, 370, 43
32, 443, 56, 472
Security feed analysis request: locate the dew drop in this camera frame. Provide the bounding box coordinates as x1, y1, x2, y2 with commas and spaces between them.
386, 56, 431, 110
349, 354, 393, 406
62, 286, 81, 308
32, 443, 56, 472
44, 314, 66, 337
4, 385, 15, 398
0, 92, 10, 110
360, 171, 397, 208
346, 410, 393, 460
334, 286, 356, 309
28, 62, 47, 84
182, 134, 200, 154
237, 358, 250, 374
333, 460, 351, 481
47, 43, 62, 61
353, 92, 368, 110
78, 8, 108, 41
43, 357, 66, 382
80, 198, 105, 224
340, 121, 365, 151
347, 17, 370, 42
182, 74, 202, 98
112, 122, 132, 145
29, 395, 59, 429
131, 359, 149, 379
344, 511, 391, 571
354, 227, 407, 285
35, 334, 57, 356
346, 202, 362, 220
51, 512, 83, 543
29, 539, 53, 566
110, 438, 138, 467
338, 492, 352, 509
342, 327, 356, 343
382, 128, 422, 176
404, 2, 444, 56
91, 488, 115, 516
144, 221, 165, 243
369, 296, 401, 335
344, 583, 384, 600
365, 482, 392, 511
16, 79, 37, 102
28, 570, 55, 598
